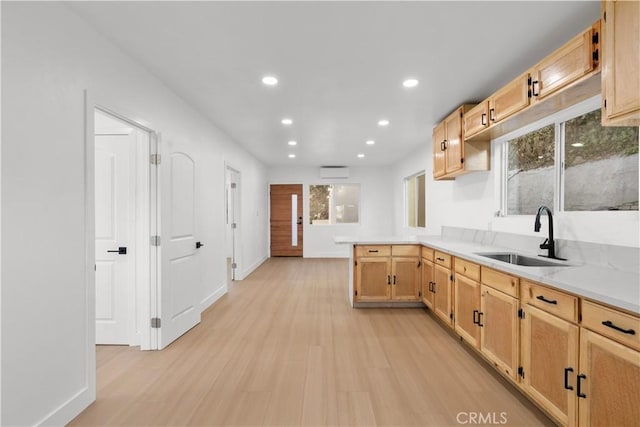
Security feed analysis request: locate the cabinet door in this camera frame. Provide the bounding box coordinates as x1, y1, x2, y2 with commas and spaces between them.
432, 122, 446, 178
464, 102, 489, 140
454, 274, 481, 348
578, 328, 640, 426
421, 258, 434, 309
391, 257, 420, 301
521, 305, 579, 426
480, 285, 519, 379
356, 257, 391, 301
433, 264, 452, 326
489, 72, 531, 124
444, 109, 464, 175
532, 28, 594, 100
602, 0, 640, 125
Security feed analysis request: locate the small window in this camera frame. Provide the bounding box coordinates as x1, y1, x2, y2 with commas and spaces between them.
506, 124, 555, 215
309, 184, 360, 224
405, 172, 426, 227
563, 109, 639, 211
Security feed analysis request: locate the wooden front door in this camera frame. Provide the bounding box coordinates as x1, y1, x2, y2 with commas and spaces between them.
270, 184, 303, 256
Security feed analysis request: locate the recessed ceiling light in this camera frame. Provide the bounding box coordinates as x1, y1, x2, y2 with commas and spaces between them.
357, 153, 365, 158
571, 143, 584, 147
366, 140, 375, 145
378, 119, 389, 126
288, 154, 296, 158
403, 78, 419, 88
281, 118, 293, 125
262, 76, 278, 86
288, 140, 297, 146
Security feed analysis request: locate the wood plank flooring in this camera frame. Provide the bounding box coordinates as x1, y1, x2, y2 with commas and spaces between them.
70, 258, 554, 426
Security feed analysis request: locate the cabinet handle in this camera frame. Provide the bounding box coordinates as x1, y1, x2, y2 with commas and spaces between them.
532, 80, 540, 97
473, 309, 479, 325
489, 108, 496, 122
393, 275, 397, 285
564, 367, 574, 390
368, 249, 378, 253
436, 257, 445, 262
536, 295, 558, 305
432, 282, 436, 293
428, 281, 433, 293
577, 374, 586, 398
477, 312, 484, 327
440, 140, 447, 151
481, 113, 487, 126
387, 275, 391, 285
602, 320, 636, 335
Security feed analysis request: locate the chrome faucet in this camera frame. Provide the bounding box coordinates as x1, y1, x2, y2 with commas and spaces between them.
534, 206, 565, 260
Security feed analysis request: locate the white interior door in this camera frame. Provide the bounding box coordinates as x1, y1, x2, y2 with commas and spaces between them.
158, 145, 201, 349
95, 134, 134, 344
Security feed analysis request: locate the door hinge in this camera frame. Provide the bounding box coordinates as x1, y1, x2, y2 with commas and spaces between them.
355, 290, 358, 296
150, 235, 161, 246
450, 274, 453, 282
450, 312, 454, 321
603, 11, 606, 23
460, 158, 464, 164
518, 308, 525, 319
231, 262, 237, 269
231, 223, 237, 229
231, 182, 237, 189
592, 32, 599, 44
151, 317, 161, 328
604, 99, 607, 109
419, 291, 422, 297
518, 366, 525, 379
417, 260, 421, 268
355, 260, 357, 266
150, 154, 161, 165
592, 49, 599, 62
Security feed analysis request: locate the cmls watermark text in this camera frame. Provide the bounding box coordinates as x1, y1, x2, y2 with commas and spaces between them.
456, 412, 508, 425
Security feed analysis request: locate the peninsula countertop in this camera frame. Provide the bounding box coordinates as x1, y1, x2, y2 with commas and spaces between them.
335, 235, 640, 314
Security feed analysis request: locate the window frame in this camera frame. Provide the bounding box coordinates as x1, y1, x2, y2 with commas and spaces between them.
308, 183, 361, 226
496, 95, 636, 216
404, 171, 426, 228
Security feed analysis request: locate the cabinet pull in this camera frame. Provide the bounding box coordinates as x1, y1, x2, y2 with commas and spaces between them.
564, 367, 574, 390
532, 80, 540, 96
436, 257, 445, 262
432, 282, 436, 293
536, 295, 557, 305
473, 309, 479, 325
441, 140, 447, 151
481, 113, 487, 126
393, 275, 397, 285
602, 320, 636, 335
489, 108, 496, 122
387, 275, 391, 285
577, 374, 587, 398
368, 249, 378, 253
477, 312, 484, 327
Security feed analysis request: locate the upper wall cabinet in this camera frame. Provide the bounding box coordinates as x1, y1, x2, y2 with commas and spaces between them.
601, 0, 640, 126
433, 105, 490, 180
489, 71, 531, 125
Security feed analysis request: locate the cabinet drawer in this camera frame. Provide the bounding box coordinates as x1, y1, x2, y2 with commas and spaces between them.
521, 280, 578, 323
582, 300, 640, 351
392, 245, 420, 257
455, 258, 480, 282
434, 251, 451, 268
421, 246, 434, 261
481, 267, 518, 298
355, 245, 391, 257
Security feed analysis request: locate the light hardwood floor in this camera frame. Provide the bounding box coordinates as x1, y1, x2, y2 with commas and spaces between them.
70, 258, 554, 426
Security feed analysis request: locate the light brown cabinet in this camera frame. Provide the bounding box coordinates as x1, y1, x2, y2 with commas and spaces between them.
454, 258, 481, 348
354, 245, 421, 302
421, 247, 434, 310
520, 281, 580, 427
432, 251, 453, 326
479, 267, 519, 380
464, 101, 489, 139
530, 27, 597, 101
488, 71, 531, 125
602, 0, 640, 126
433, 105, 490, 180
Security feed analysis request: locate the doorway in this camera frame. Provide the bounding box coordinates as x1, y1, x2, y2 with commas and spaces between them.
270, 184, 303, 256
226, 166, 241, 280
94, 108, 151, 347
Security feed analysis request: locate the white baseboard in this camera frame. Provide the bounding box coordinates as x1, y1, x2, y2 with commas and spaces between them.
235, 255, 268, 280
37, 385, 95, 426
303, 252, 350, 258
200, 283, 227, 312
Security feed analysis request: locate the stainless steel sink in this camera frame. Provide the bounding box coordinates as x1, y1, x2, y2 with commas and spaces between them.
475, 252, 570, 267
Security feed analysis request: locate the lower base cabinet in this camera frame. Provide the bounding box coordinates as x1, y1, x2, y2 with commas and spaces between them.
480, 284, 519, 380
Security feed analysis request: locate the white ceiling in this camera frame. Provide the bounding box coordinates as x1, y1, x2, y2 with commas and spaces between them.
69, 1, 601, 167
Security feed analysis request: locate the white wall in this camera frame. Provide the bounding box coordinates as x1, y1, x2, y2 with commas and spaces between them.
268, 166, 394, 257
1, 2, 267, 425
392, 131, 639, 248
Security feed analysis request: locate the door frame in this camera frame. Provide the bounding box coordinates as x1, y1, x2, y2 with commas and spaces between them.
88, 97, 159, 351
267, 182, 304, 257
225, 163, 241, 280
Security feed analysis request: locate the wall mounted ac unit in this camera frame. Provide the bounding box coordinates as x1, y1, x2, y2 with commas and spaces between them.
319, 166, 349, 179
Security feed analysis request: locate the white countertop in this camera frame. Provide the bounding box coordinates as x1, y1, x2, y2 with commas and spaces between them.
335, 235, 640, 314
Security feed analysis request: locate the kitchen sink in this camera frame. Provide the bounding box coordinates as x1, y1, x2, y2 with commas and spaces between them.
475, 252, 570, 267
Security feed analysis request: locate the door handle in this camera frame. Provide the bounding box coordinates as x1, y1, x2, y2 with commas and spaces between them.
107, 247, 127, 255
564, 367, 574, 391
577, 374, 587, 398
473, 309, 479, 325
297, 216, 302, 225
196, 242, 204, 249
